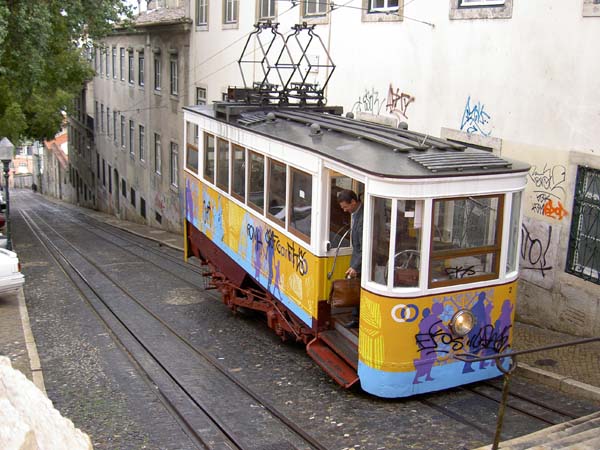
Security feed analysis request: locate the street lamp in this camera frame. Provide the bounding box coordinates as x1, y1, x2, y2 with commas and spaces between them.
0, 137, 14, 250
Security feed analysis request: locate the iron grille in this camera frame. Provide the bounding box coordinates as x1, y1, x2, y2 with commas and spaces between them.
566, 165, 600, 284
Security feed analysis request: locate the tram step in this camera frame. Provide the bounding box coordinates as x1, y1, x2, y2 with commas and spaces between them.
306, 337, 359, 389
319, 330, 359, 370
472, 411, 600, 449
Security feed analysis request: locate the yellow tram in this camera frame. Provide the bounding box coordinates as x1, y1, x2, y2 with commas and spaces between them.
182, 102, 528, 398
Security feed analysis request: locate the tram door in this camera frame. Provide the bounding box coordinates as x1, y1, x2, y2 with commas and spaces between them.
328, 171, 364, 269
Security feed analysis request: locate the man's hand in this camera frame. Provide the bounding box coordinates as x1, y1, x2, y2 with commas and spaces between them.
345, 267, 358, 278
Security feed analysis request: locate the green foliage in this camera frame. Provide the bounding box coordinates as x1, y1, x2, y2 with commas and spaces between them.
0, 0, 132, 144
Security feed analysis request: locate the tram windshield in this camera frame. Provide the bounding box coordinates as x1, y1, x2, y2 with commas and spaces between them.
430, 195, 503, 287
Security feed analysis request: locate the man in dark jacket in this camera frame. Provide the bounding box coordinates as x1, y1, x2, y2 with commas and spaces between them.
337, 189, 363, 329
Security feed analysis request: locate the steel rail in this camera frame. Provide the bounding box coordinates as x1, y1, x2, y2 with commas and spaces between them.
19, 209, 218, 450
20, 207, 328, 450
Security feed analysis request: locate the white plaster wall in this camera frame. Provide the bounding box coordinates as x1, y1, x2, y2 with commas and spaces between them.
187, 0, 600, 335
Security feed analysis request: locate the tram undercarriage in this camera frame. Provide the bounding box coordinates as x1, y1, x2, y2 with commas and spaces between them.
187, 222, 360, 388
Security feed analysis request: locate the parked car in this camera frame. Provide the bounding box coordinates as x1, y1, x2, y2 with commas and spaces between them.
0, 248, 24, 295
0, 213, 5, 229
0, 189, 5, 211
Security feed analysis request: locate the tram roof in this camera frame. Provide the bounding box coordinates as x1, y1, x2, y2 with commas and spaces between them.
184, 104, 530, 179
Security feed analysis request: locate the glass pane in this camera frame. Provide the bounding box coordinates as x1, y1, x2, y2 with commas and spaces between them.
248, 151, 264, 212
203, 133, 214, 182
431, 253, 497, 283
329, 176, 352, 249
216, 138, 229, 191
186, 145, 198, 173
232, 144, 245, 200
267, 159, 286, 224
370, 197, 391, 285
506, 191, 522, 273
290, 168, 312, 241
393, 200, 422, 288
432, 196, 500, 252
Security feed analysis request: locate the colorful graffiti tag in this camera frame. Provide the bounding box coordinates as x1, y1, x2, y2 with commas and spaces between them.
460, 96, 492, 136
528, 164, 569, 220
413, 290, 512, 383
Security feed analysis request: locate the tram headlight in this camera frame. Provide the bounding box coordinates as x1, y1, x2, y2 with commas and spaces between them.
450, 310, 476, 337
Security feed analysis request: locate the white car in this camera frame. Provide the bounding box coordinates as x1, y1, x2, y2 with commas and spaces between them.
0, 248, 24, 295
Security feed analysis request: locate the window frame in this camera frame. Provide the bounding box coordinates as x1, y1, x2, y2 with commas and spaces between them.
223, 0, 239, 27
138, 51, 145, 87
154, 132, 162, 175
231, 144, 246, 202
450, 0, 512, 19
257, 0, 276, 20
120, 48, 125, 81
170, 56, 178, 96
216, 138, 230, 192
196, 0, 209, 27
428, 194, 504, 288
129, 119, 135, 156
266, 158, 287, 227
170, 142, 179, 187
566, 166, 600, 283
138, 124, 145, 161
112, 47, 117, 79
128, 49, 134, 84
288, 166, 313, 244
154, 54, 161, 91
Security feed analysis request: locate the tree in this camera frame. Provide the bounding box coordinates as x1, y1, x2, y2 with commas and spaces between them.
0, 0, 132, 144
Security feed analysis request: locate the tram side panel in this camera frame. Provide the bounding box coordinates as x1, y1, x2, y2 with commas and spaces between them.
185, 173, 342, 329
358, 283, 517, 398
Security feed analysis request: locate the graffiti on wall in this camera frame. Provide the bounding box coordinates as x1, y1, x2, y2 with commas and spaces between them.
460, 96, 492, 136
351, 87, 384, 115
519, 216, 559, 289
528, 164, 569, 220
386, 84, 415, 120
351, 84, 416, 120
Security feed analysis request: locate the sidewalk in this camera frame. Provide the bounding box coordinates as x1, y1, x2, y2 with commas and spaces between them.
4, 197, 600, 405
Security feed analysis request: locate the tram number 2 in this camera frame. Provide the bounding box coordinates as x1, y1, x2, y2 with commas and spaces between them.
391, 304, 419, 323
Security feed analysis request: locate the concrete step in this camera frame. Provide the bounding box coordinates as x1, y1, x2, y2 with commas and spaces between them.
473, 411, 600, 450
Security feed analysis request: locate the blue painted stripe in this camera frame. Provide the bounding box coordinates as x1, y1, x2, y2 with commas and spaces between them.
357, 360, 506, 398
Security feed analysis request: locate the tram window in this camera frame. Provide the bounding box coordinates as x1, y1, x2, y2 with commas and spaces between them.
216, 138, 229, 191
370, 197, 392, 285
248, 151, 265, 213
506, 191, 522, 274
289, 167, 312, 243
186, 144, 199, 173
203, 133, 215, 183
232, 144, 246, 201
267, 159, 287, 226
430, 195, 503, 287
393, 200, 422, 288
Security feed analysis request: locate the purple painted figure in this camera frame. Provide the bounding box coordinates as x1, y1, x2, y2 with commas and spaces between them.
413, 302, 446, 384
253, 226, 263, 280
462, 291, 493, 373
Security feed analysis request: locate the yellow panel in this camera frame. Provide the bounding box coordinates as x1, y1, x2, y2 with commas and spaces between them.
359, 282, 517, 372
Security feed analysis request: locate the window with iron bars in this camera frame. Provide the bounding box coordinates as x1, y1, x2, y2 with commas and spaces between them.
567, 166, 600, 284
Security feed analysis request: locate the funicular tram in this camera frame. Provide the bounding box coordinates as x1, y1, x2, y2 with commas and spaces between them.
182, 23, 529, 398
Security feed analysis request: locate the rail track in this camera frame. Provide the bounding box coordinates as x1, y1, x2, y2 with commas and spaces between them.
15, 191, 599, 450
20, 206, 327, 450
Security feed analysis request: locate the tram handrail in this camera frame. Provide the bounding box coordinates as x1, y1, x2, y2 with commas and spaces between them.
453, 336, 600, 450
327, 227, 351, 280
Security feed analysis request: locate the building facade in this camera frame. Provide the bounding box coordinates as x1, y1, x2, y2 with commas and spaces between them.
43, 128, 73, 201
185, 0, 600, 336
91, 3, 192, 232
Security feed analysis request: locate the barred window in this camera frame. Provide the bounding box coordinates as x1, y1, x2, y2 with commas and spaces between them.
567, 166, 600, 284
